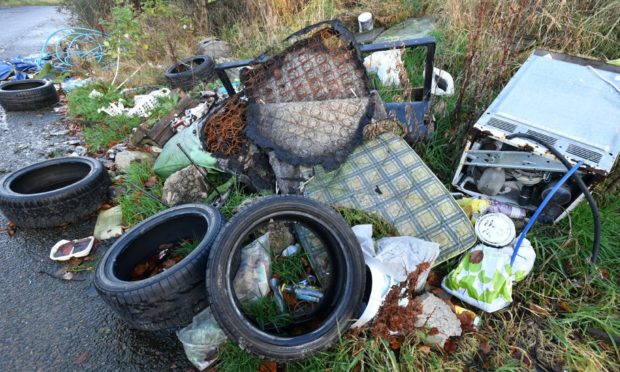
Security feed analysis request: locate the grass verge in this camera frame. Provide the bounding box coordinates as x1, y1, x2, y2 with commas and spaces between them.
116, 161, 167, 227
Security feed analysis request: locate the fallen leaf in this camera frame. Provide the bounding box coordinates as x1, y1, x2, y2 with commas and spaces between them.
479, 341, 491, 354
143, 176, 159, 188
426, 271, 441, 287
443, 339, 458, 353
470, 250, 484, 264
559, 302, 572, 313
7, 221, 16, 236
259, 361, 278, 372
418, 345, 432, 354
389, 336, 403, 350
74, 352, 89, 364
528, 303, 549, 315
599, 269, 609, 280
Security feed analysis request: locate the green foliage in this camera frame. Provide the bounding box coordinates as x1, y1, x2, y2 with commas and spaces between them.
82, 114, 141, 152
117, 161, 167, 227
171, 237, 200, 259
145, 94, 179, 126
216, 342, 261, 371
66, 81, 124, 122
271, 250, 309, 286
100, 4, 142, 60
241, 296, 293, 332
100, 0, 194, 64
337, 207, 398, 239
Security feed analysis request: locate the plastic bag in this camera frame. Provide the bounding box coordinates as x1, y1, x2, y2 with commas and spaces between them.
363, 50, 403, 86
177, 307, 227, 371
374, 236, 440, 287
153, 121, 217, 179
350, 225, 440, 327
441, 239, 535, 313
233, 233, 272, 303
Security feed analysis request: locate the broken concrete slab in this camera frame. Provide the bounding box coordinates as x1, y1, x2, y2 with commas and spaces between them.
162, 165, 209, 206
94, 206, 123, 240
413, 293, 461, 347
114, 151, 153, 173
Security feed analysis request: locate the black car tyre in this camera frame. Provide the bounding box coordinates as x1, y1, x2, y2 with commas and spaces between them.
0, 157, 110, 228
0, 79, 59, 111
164, 55, 216, 91
95, 204, 224, 331
206, 195, 366, 361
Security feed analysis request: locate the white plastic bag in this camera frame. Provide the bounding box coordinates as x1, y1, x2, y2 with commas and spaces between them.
233, 233, 272, 303
350, 225, 440, 327
441, 239, 535, 313
374, 236, 440, 288
363, 50, 403, 87
177, 308, 227, 371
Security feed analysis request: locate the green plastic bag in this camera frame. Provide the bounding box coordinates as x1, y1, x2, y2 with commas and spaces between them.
153, 121, 217, 179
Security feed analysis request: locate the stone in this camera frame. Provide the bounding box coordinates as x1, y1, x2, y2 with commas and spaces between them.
196, 37, 233, 59
268, 220, 295, 255
73, 146, 87, 157
114, 151, 153, 173
94, 206, 123, 240
412, 293, 462, 347
162, 166, 209, 206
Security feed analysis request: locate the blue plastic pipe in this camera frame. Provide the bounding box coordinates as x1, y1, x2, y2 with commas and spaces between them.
510, 161, 583, 266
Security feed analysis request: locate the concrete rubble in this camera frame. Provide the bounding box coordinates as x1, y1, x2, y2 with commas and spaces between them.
162, 165, 210, 206
114, 150, 153, 173
413, 293, 462, 347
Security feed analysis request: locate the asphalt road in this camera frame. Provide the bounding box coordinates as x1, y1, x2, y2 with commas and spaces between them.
0, 7, 192, 371
0, 6, 69, 60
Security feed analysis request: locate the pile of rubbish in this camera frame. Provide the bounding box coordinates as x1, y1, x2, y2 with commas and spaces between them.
0, 14, 617, 371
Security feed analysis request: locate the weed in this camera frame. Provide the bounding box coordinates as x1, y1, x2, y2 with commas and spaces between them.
216, 342, 261, 371
144, 94, 180, 126
82, 114, 141, 152
336, 207, 398, 239
271, 249, 309, 285
217, 183, 264, 219
117, 161, 167, 227
241, 296, 293, 332
171, 237, 200, 259
66, 261, 97, 273
66, 81, 124, 123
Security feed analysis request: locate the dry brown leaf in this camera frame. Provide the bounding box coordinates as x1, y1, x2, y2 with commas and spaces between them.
528, 303, 550, 315
418, 345, 432, 354
470, 250, 484, 264
479, 341, 491, 354
559, 302, 572, 313
74, 352, 89, 365
259, 361, 278, 372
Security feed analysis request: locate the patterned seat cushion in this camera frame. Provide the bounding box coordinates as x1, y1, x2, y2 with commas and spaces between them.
302, 133, 476, 264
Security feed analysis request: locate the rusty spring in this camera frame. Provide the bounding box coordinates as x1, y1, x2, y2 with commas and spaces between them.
203, 94, 247, 156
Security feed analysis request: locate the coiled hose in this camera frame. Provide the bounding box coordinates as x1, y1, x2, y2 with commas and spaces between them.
37, 27, 105, 69
505, 133, 601, 264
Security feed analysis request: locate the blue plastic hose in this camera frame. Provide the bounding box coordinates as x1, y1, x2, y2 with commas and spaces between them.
510, 161, 583, 266
37, 27, 105, 69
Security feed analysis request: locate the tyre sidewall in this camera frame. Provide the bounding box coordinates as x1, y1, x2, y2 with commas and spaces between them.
206, 196, 366, 361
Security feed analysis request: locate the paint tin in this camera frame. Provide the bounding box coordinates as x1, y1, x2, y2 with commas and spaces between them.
474, 213, 516, 247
